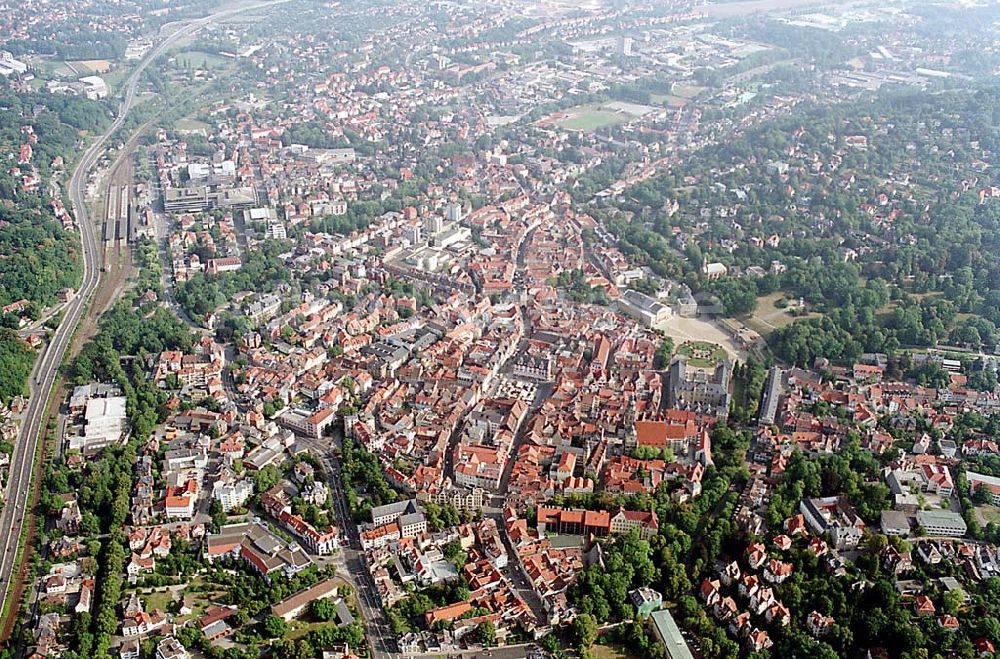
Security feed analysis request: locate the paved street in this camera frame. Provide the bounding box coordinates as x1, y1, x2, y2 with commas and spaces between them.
300, 432, 546, 659
300, 434, 398, 659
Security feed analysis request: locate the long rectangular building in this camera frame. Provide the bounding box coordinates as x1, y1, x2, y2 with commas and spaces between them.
758, 366, 784, 426
164, 186, 209, 212
966, 471, 1000, 506
617, 289, 672, 327
536, 506, 658, 540
916, 510, 967, 537
163, 186, 258, 212
271, 578, 341, 621
650, 608, 695, 659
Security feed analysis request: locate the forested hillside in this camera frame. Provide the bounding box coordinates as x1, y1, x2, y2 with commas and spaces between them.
0, 88, 110, 402
603, 87, 1000, 366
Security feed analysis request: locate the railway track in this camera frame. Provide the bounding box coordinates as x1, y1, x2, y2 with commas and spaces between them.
0, 0, 293, 639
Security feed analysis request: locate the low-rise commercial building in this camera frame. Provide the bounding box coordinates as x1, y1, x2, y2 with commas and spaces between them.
916, 510, 967, 538
279, 407, 336, 439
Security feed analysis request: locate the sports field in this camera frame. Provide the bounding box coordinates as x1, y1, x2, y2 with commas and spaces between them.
174, 50, 231, 70
558, 106, 626, 132
175, 118, 212, 133
66, 59, 113, 75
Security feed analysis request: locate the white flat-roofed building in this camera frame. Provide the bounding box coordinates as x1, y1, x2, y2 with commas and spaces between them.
0, 51, 27, 75
68, 396, 128, 453
78, 75, 109, 99
213, 478, 254, 512
430, 225, 470, 250
187, 163, 210, 180
164, 186, 209, 212
293, 146, 356, 165
703, 262, 728, 280
243, 207, 278, 223
156, 637, 189, 659
266, 222, 287, 240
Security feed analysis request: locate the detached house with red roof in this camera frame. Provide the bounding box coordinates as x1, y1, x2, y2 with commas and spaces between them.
746, 542, 767, 570
765, 602, 790, 626
785, 514, 808, 537
764, 559, 793, 584
699, 578, 721, 605
914, 595, 936, 616
746, 628, 773, 652
939, 614, 960, 631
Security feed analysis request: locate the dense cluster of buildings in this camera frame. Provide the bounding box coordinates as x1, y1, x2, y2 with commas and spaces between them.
11, 0, 1000, 656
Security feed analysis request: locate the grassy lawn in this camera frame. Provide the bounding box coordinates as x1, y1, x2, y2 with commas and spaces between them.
592, 642, 641, 659
671, 83, 704, 98
558, 105, 626, 132
142, 588, 175, 612
66, 59, 113, 74
733, 375, 747, 411
651, 93, 690, 108
182, 575, 229, 617
977, 505, 1000, 525
51, 62, 77, 78
24, 55, 58, 77
174, 50, 231, 70
176, 118, 212, 132
677, 340, 728, 368
287, 620, 342, 641
747, 291, 821, 337
104, 67, 131, 95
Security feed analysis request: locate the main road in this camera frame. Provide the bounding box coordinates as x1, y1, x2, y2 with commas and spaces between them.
0, 0, 291, 630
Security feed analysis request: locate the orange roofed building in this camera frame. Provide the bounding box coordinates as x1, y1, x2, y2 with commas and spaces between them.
424, 601, 472, 627
536, 506, 658, 539
634, 419, 697, 452
537, 507, 610, 537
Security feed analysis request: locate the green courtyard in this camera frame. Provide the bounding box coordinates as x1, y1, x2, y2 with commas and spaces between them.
677, 340, 727, 368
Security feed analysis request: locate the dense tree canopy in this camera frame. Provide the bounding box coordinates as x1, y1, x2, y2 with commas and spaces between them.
174, 241, 291, 320
0, 330, 34, 404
